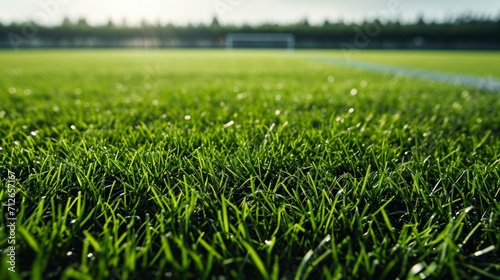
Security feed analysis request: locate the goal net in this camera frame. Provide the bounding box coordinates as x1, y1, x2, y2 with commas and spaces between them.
225, 33, 295, 50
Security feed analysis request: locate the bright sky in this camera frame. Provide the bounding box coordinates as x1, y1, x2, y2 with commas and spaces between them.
1, 0, 499, 26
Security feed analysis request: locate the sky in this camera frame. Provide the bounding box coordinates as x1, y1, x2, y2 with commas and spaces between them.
1, 0, 499, 26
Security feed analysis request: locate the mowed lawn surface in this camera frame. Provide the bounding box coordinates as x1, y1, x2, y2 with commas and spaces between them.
306, 50, 500, 79
0, 50, 499, 279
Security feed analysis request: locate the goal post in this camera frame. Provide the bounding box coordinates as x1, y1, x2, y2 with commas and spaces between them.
225, 33, 295, 50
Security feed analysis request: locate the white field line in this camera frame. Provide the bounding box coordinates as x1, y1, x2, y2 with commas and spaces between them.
306, 56, 500, 92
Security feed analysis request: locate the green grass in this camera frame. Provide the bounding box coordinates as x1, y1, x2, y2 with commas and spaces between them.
317, 50, 500, 78
0, 50, 499, 279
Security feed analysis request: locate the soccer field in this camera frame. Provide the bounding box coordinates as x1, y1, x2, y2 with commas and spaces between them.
1, 50, 499, 279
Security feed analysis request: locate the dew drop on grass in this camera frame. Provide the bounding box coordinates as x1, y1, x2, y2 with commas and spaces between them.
87, 253, 94, 259
410, 263, 424, 275
67, 251, 73, 256
70, 125, 76, 130
23, 89, 31, 95
74, 88, 82, 95
327, 75, 335, 83
360, 80, 368, 87
265, 240, 273, 246
223, 120, 235, 128
275, 110, 281, 115
350, 88, 358, 96
269, 123, 276, 131
30, 131, 37, 136
473, 245, 495, 257
348, 108, 354, 114
152, 99, 159, 106
452, 102, 462, 110
184, 115, 191, 120
8, 87, 17, 94
324, 235, 331, 242
0, 111, 5, 118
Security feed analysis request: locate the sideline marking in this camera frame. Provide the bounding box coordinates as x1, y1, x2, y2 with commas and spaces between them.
306, 56, 500, 91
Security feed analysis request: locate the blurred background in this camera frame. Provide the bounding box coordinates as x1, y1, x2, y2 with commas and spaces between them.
1, 0, 499, 49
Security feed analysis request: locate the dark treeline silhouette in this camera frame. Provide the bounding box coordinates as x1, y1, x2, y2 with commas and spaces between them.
1, 15, 499, 49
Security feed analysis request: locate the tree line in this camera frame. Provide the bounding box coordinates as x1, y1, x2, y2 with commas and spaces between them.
1, 15, 499, 49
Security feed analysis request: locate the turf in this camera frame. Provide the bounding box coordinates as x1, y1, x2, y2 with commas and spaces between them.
1, 50, 499, 279
311, 50, 500, 79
